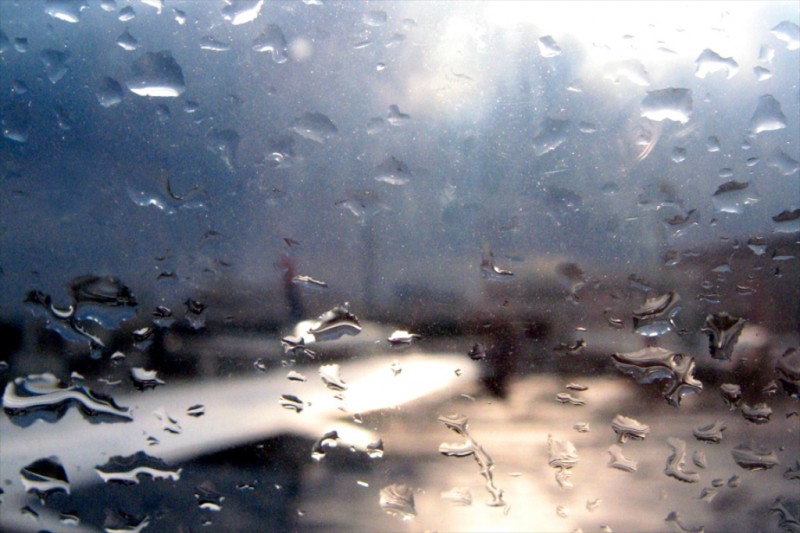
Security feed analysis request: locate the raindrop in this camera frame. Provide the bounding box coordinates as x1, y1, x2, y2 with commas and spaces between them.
731, 444, 780, 470
749, 94, 787, 134
556, 505, 569, 518
291, 111, 338, 143
379, 483, 416, 520
727, 475, 741, 487
366, 117, 385, 134
632, 291, 681, 337
60, 512, 80, 525
758, 44, 776, 63
200, 36, 231, 52
154, 406, 181, 433
712, 181, 760, 214
387, 104, 410, 126
308, 306, 362, 342
311, 430, 339, 461
784, 460, 800, 481
45, 0, 87, 23
664, 438, 700, 483
573, 422, 590, 433
117, 30, 139, 51
3, 373, 132, 426
768, 149, 799, 176
641, 88, 692, 124
692, 421, 726, 443
70, 275, 136, 306
40, 49, 69, 84
665, 511, 704, 533
441, 487, 472, 506
186, 404, 205, 417
532, 118, 570, 156
548, 434, 579, 489
776, 347, 800, 398
99, 0, 116, 11
566, 383, 588, 391
118, 5, 136, 21
195, 482, 224, 512
14, 38, 29, 53
611, 414, 649, 443
336, 189, 388, 221
481, 250, 513, 280
694, 49, 738, 78
388, 330, 421, 347
556, 392, 585, 406
587, 499, 601, 512
771, 20, 800, 50
279, 394, 304, 413
97, 77, 124, 108
253, 24, 288, 63
362, 10, 387, 27
671, 147, 687, 163
439, 415, 505, 506
693, 450, 707, 469
607, 445, 637, 473
20, 457, 70, 502
374, 156, 412, 185
702, 313, 746, 360
773, 209, 800, 233
741, 402, 772, 424
720, 383, 742, 409
126, 51, 186, 97
366, 439, 384, 459
468, 343, 487, 361
286, 370, 307, 382
754, 66, 772, 82
319, 364, 348, 391
611, 347, 703, 407
173, 8, 187, 24
706, 136, 721, 152
95, 452, 182, 484
538, 35, 561, 57
1, 102, 31, 142
130, 368, 165, 391
698, 488, 718, 503
223, 0, 264, 25
578, 120, 596, 133
604, 59, 650, 86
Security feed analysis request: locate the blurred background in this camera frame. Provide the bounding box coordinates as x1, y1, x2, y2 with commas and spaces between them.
0, 1, 798, 532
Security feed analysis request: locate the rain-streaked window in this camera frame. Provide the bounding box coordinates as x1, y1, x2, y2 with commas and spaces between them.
1, 1, 798, 532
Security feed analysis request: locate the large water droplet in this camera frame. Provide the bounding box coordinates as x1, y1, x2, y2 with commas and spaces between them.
773, 209, 800, 233
40, 49, 69, 84
319, 364, 347, 391
692, 421, 726, 443
611, 347, 703, 407
95, 452, 182, 484
641, 88, 692, 123
222, 0, 264, 25
20, 457, 70, 502
310, 430, 339, 461
632, 292, 681, 337
702, 312, 746, 360
538, 35, 561, 57
118, 5, 136, 21
532, 118, 570, 156
3, 373, 133, 426
712, 181, 760, 214
749, 95, 787, 134
611, 414, 649, 443
97, 77, 124, 108
664, 438, 700, 483
117, 29, 139, 51
741, 402, 772, 424
279, 394, 304, 413
130, 368, 165, 391
694, 49, 738, 79
380, 483, 416, 520
548, 434, 579, 489
253, 24, 288, 63
291, 112, 338, 143
45, 0, 87, 23
308, 305, 361, 341
731, 444, 780, 470
126, 51, 186, 97
771, 20, 800, 50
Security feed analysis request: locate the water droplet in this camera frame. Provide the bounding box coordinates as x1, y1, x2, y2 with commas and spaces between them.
311, 430, 339, 460
126, 51, 186, 97
95, 452, 182, 484
712, 180, 760, 214
702, 313, 747, 360
207, 128, 240, 171
173, 8, 187, 24
706, 136, 721, 152
604, 59, 651, 86
548, 434, 579, 489
693, 450, 707, 469
291, 111, 338, 143
366, 439, 384, 459
731, 444, 780, 470
754, 66, 773, 82
441, 487, 472, 506
14, 37, 29, 53
720, 383, 742, 409
222, 0, 264, 25
118, 5, 136, 21
366, 117, 385, 134
750, 94, 787, 133
769, 149, 800, 176
773, 209, 800, 233
253, 24, 288, 63
388, 330, 421, 347
40, 49, 69, 84
97, 77, 124, 108
611, 347, 703, 407
319, 364, 348, 391
279, 394, 304, 413
59, 512, 80, 525
1, 101, 30, 142
776, 347, 800, 399
386, 104, 410, 126
286, 370, 307, 382
641, 88, 692, 124
374, 156, 412, 185
578, 120, 596, 133
566, 383, 588, 391
308, 305, 361, 342
607, 445, 637, 473
481, 250, 513, 280
538, 35, 561, 57
692, 421, 726, 443
632, 292, 681, 337
532, 118, 570, 156
556, 505, 569, 518
771, 20, 800, 50
195, 482, 224, 512
611, 415, 649, 443
741, 402, 772, 424
117, 29, 139, 51
671, 147, 687, 163
665, 511, 704, 533
439, 415, 505, 506
45, 0, 87, 23
784, 460, 800, 481
556, 392, 585, 406
3, 372, 132, 426
184, 404, 205, 418
200, 36, 231, 52
154, 406, 181, 433
573, 422, 590, 433
362, 10, 387, 27
665, 438, 700, 483
586, 499, 601, 512
20, 457, 70, 502
468, 343, 486, 361
380, 483, 416, 520
694, 49, 738, 79
130, 368, 165, 391
698, 487, 718, 503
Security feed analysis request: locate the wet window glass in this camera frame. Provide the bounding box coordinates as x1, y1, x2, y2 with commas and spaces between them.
1, 1, 799, 532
